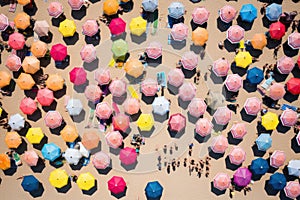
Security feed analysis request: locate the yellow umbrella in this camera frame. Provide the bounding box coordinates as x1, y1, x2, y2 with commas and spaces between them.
137, 114, 154, 131
192, 27, 209, 46
124, 59, 144, 78
49, 169, 69, 188
0, 70, 12, 88
31, 41, 48, 58
129, 16, 147, 36
16, 73, 35, 90
26, 127, 44, 144
262, 112, 279, 130
0, 153, 11, 170
46, 74, 65, 91
103, 0, 119, 16
22, 56, 40, 74
251, 33, 267, 50
59, 19, 76, 37
234, 51, 252, 68
60, 125, 78, 142
77, 172, 95, 191
14, 12, 30, 30
5, 131, 22, 149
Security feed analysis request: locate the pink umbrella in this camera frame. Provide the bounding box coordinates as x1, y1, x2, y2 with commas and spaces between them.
210, 135, 228, 154
195, 118, 213, 137
50, 43, 67, 62
119, 147, 137, 165
188, 98, 207, 118
23, 150, 39, 167
192, 7, 210, 25
170, 23, 188, 41
20, 97, 37, 115
44, 111, 63, 129
82, 20, 99, 37
69, 67, 87, 85
225, 74, 243, 92
95, 102, 112, 119
108, 176, 126, 195
230, 123, 247, 139
92, 151, 110, 169
178, 82, 197, 102
109, 79, 127, 97
105, 131, 123, 149
80, 44, 97, 63
37, 88, 54, 107
270, 150, 286, 168
213, 58, 230, 77
227, 25, 245, 44
113, 113, 130, 132
288, 32, 300, 50
84, 84, 102, 102
0, 14, 9, 31
123, 98, 140, 115
213, 173, 231, 191
229, 146, 246, 165
244, 97, 262, 116
94, 68, 111, 85
277, 56, 295, 74
145, 42, 162, 59
280, 109, 298, 127
219, 5, 237, 23
109, 18, 126, 36
141, 78, 159, 96
68, 0, 84, 10
284, 181, 300, 199
168, 113, 186, 132
269, 83, 286, 101
167, 69, 185, 87
5, 54, 21, 71
181, 51, 198, 71
47, 2, 63, 18
213, 107, 232, 125
8, 33, 25, 50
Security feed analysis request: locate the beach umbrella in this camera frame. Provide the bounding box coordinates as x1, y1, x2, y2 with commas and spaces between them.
113, 113, 130, 132
50, 43, 67, 62
109, 18, 126, 36
14, 12, 30, 30
213, 173, 231, 191
80, 44, 97, 63
270, 150, 286, 168
250, 157, 269, 175
0, 70, 11, 88
124, 59, 144, 78
49, 169, 68, 188
178, 82, 197, 101
227, 25, 244, 44
284, 181, 300, 199
5, 131, 22, 149
111, 39, 128, 57
255, 133, 272, 151
103, 0, 119, 16
152, 96, 170, 116
82, 20, 98, 37
42, 143, 61, 161
277, 56, 294, 74
106, 131, 123, 149
287, 78, 300, 95
92, 151, 110, 169
195, 118, 213, 137
8, 113, 25, 131
168, 113, 186, 132
246, 67, 264, 85
288, 160, 300, 177
288, 32, 300, 50
181, 51, 199, 71
21, 175, 39, 192
0, 153, 11, 170
109, 79, 127, 97
167, 69, 185, 87
192, 7, 210, 25
280, 109, 298, 127
266, 3, 282, 21
168, 2, 185, 19
44, 111, 63, 129
137, 114, 154, 131
23, 150, 39, 167
124, 98, 140, 115
244, 97, 261, 116
192, 27, 209, 46
94, 68, 111, 85
33, 20, 50, 37
37, 88, 54, 106
146, 42, 162, 59
77, 172, 95, 191
170, 23, 188, 41
66, 99, 83, 116
69, 67, 87, 85
59, 19, 76, 37
233, 167, 252, 187
108, 176, 126, 194
22, 56, 40, 74
141, 78, 159, 96
269, 22, 285, 40
5, 54, 21, 71
269, 173, 287, 190
84, 84, 102, 102
219, 5, 237, 23
234, 51, 252, 68
119, 147, 137, 165
0, 14, 9, 31
269, 83, 286, 101
63, 148, 82, 165
230, 123, 247, 139
60, 125, 78, 142
229, 146, 246, 165
145, 181, 163, 199
26, 127, 44, 144
96, 102, 113, 119
46, 74, 64, 91
8, 32, 25, 50
213, 107, 232, 125
129, 16, 147, 36
82, 131, 100, 150
225, 74, 243, 92
210, 135, 228, 154
251, 33, 267, 50
262, 112, 279, 130
188, 98, 206, 118
47, 2, 63, 18
68, 0, 84, 10
239, 4, 257, 23
205, 91, 225, 110
212, 58, 230, 77
142, 0, 158, 12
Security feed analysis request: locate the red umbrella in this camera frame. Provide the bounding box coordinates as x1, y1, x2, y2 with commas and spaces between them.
69, 67, 87, 85
226, 25, 245, 44
270, 150, 286, 168
44, 111, 63, 129
37, 88, 54, 106
188, 98, 207, 118
269, 22, 286, 40
82, 20, 99, 37
92, 151, 110, 169
210, 135, 228, 154
5, 54, 21, 71
0, 14, 9, 31
109, 79, 127, 97
68, 0, 84, 10
108, 176, 126, 194
94, 68, 111, 85
47, 2, 63, 18
219, 5, 237, 23
113, 113, 130, 132
181, 51, 198, 71
119, 147, 137, 165
269, 83, 286, 100
192, 7, 210, 25
230, 123, 247, 139
286, 78, 300, 95
213, 58, 230, 77
84, 84, 102, 102
225, 74, 243, 92
80, 44, 97, 63
105, 131, 123, 149
168, 113, 186, 132
170, 23, 188, 41
95, 102, 112, 119
145, 42, 162, 59
229, 146, 246, 165
141, 78, 159, 96
20, 97, 37, 115
288, 32, 300, 50
109, 18, 126, 36
213, 173, 231, 191
8, 33, 25, 50
280, 109, 298, 127
195, 118, 213, 137
123, 98, 140, 115
277, 56, 294, 74
298, 55, 300, 67
50, 43, 67, 62
167, 68, 185, 87
244, 97, 262, 116
178, 82, 197, 102
213, 107, 232, 125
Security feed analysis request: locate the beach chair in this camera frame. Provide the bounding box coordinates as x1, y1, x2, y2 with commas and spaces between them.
168, 34, 172, 45
261, 76, 274, 90
157, 72, 167, 87
128, 85, 139, 99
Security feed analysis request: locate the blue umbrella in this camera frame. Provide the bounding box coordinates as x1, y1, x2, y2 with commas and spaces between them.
142, 0, 158, 12
266, 3, 282, 21
269, 173, 287, 190
255, 133, 272, 151
145, 181, 163, 199
246, 67, 264, 85
168, 2, 185, 19
41, 143, 61, 162
240, 4, 257, 23
21, 175, 40, 192
250, 158, 269, 175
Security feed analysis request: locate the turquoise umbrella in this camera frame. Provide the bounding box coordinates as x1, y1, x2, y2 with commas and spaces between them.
240, 4, 257, 23
255, 133, 272, 151
41, 143, 61, 162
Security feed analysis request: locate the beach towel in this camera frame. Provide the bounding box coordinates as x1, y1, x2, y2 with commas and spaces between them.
261, 76, 274, 90
281, 104, 297, 111
9, 3, 17, 13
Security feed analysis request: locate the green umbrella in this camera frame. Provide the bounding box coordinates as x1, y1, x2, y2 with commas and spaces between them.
111, 39, 128, 57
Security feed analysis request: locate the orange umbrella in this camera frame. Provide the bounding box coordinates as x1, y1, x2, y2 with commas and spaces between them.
60, 125, 78, 142
17, 0, 30, 5
23, 150, 39, 166
82, 131, 100, 150
269, 83, 286, 101
16, 73, 35, 90
46, 74, 65, 91
103, 0, 119, 16
0, 153, 11, 170
124, 59, 144, 78
192, 27, 209, 46
14, 12, 30, 30
22, 56, 40, 74
5, 131, 22, 149
0, 70, 12, 88
251, 33, 267, 50
31, 41, 48, 58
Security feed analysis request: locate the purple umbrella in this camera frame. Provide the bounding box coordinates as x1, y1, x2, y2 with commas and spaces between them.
233, 167, 252, 187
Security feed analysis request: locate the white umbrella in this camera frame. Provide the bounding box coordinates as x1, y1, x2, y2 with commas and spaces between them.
66, 99, 83, 116
63, 148, 82, 165
8, 113, 25, 131
152, 96, 170, 115
78, 142, 90, 158
288, 160, 300, 177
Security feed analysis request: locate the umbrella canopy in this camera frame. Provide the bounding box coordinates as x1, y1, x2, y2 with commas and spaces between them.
37, 88, 54, 106
229, 146, 246, 165
170, 23, 188, 41
77, 172, 95, 191
5, 54, 21, 71
84, 84, 102, 102
270, 150, 286, 168
255, 133, 272, 151
251, 33, 267, 50
82, 19, 98, 37
195, 118, 213, 137
246, 67, 264, 85
230, 123, 247, 139
213, 173, 231, 191
96, 102, 113, 119
124, 98, 140, 115
33, 20, 50, 37
8, 113, 25, 131
21, 175, 39, 192
105, 131, 123, 149
192, 7, 210, 25
269, 22, 285, 40
219, 5, 237, 23
181, 51, 199, 71
22, 56, 40, 74
60, 125, 78, 142
103, 0, 119, 15
68, 0, 84, 10
42, 143, 61, 161
66, 99, 83, 116
14, 12, 30, 30
210, 135, 228, 154
288, 32, 300, 50
192, 27, 209, 46
50, 43, 67, 62
111, 39, 128, 57
188, 98, 206, 118
0, 153, 11, 170
119, 147, 137, 165
109, 79, 127, 97
205, 91, 225, 110
280, 109, 298, 127
269, 173, 287, 190
5, 131, 22, 149
240, 4, 257, 23
47, 2, 63, 18
141, 78, 159, 96
266, 3, 282, 21
59, 19, 76, 37
234, 51, 252, 68
63, 148, 82, 165
69, 67, 87, 85
92, 151, 110, 169
8, 32, 25, 50
46, 74, 64, 91
168, 2, 185, 19
0, 14, 9, 31
26, 127, 44, 144
227, 25, 245, 44
137, 114, 154, 131
244, 97, 262, 116
168, 113, 186, 132
212, 58, 230, 77
225, 74, 243, 92
288, 160, 300, 177
82, 131, 100, 150
49, 169, 68, 188
167, 68, 185, 87
23, 150, 39, 166
94, 68, 111, 85
108, 176, 126, 194
145, 42, 162, 59
178, 82, 197, 101
250, 157, 269, 175
109, 18, 126, 35
262, 112, 279, 130
287, 78, 300, 95
129, 16, 147, 36
145, 181, 163, 199
213, 107, 232, 125
80, 44, 97, 63
0, 70, 11, 88
269, 83, 286, 101
277, 56, 294, 74
113, 113, 130, 132
142, 0, 158, 12
44, 111, 63, 129
152, 96, 169, 115
233, 167, 252, 187
124, 59, 144, 78
284, 181, 300, 199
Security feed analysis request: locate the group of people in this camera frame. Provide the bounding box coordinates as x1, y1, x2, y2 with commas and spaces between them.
131, 133, 145, 154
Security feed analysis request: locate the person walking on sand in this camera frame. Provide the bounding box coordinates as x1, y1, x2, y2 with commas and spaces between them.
273, 45, 281, 60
